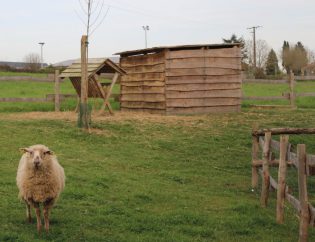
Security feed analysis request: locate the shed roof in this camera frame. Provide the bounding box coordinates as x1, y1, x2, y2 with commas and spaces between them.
59, 58, 126, 78
115, 43, 241, 57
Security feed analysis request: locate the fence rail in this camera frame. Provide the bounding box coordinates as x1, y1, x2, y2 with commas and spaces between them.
243, 72, 315, 108
251, 128, 315, 241
0, 74, 56, 82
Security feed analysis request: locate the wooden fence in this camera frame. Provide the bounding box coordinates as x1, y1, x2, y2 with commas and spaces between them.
243, 73, 315, 109
0, 71, 120, 111
251, 128, 315, 242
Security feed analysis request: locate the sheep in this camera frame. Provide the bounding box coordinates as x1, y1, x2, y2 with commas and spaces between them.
16, 144, 65, 233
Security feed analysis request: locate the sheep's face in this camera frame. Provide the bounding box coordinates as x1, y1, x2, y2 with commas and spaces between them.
20, 145, 54, 169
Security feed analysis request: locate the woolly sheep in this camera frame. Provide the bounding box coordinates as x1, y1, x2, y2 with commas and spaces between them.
16, 144, 65, 233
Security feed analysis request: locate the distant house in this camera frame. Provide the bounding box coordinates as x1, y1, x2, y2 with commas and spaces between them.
0, 61, 48, 70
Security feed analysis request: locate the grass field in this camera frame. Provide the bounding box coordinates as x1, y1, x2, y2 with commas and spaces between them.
243, 81, 315, 108
1, 110, 315, 241
1, 72, 315, 241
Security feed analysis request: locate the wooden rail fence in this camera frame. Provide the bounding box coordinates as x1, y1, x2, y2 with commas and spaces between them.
243, 73, 315, 109
0, 71, 120, 111
252, 128, 315, 242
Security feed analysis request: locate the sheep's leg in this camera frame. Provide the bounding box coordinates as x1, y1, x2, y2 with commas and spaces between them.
43, 198, 54, 233
34, 204, 42, 233
25, 201, 32, 223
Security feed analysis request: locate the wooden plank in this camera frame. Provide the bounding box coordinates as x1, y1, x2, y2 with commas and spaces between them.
122, 73, 165, 82
122, 64, 165, 74
296, 92, 315, 97
166, 98, 241, 108
261, 132, 271, 207
120, 51, 165, 66
0, 76, 55, 82
166, 75, 242, 85
166, 67, 241, 77
166, 57, 240, 69
253, 128, 315, 137
286, 192, 301, 212
166, 105, 240, 115
121, 101, 165, 110
298, 144, 309, 242
54, 70, 60, 112
120, 62, 165, 68
0, 97, 48, 102
276, 135, 289, 224
252, 135, 260, 189
121, 94, 165, 102
121, 86, 165, 94
168, 48, 241, 59
166, 83, 241, 91
122, 81, 165, 87
166, 89, 242, 99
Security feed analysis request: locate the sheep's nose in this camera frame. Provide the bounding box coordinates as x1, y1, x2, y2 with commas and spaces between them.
34, 158, 40, 166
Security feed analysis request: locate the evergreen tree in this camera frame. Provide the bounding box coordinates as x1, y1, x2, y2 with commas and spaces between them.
222, 34, 247, 61
282, 41, 291, 73
265, 49, 279, 75
292, 41, 308, 74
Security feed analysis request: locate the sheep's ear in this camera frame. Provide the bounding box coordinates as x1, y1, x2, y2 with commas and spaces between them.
19, 148, 31, 153
44, 150, 54, 155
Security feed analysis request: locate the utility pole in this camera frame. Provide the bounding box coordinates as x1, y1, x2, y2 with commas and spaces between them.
38, 42, 45, 69
247, 26, 262, 71
142, 25, 149, 48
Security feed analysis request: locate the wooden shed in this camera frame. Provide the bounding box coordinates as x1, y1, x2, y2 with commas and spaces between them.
60, 58, 126, 113
115, 44, 242, 115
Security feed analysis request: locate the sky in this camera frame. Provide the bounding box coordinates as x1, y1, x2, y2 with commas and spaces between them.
0, 0, 314, 64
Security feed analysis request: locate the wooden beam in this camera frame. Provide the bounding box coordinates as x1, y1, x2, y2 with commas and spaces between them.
276, 135, 289, 224
261, 132, 271, 207
253, 128, 315, 137
54, 70, 60, 112
298, 144, 309, 242
252, 134, 260, 189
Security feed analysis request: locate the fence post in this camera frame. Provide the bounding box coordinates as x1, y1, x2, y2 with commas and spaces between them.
252, 125, 260, 189
261, 131, 271, 207
298, 144, 309, 242
276, 135, 289, 224
54, 70, 60, 112
289, 70, 296, 109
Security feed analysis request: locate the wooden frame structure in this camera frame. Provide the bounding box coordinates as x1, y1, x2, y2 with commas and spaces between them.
59, 58, 126, 114
251, 127, 315, 241
115, 44, 242, 115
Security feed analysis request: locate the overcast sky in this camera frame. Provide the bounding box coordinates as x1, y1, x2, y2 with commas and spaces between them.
0, 0, 314, 64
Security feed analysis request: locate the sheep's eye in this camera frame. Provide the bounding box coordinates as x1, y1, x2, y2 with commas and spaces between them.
29, 151, 33, 156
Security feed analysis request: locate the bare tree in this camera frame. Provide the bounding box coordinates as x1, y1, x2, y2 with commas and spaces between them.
245, 39, 270, 68
24, 53, 41, 72
305, 47, 315, 64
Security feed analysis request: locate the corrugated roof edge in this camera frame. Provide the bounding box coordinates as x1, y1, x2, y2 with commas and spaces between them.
114, 43, 241, 56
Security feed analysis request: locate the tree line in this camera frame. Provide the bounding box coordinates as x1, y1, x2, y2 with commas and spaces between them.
223, 34, 315, 78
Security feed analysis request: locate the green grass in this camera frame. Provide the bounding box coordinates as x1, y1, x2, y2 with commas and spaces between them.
1, 110, 315, 241
0, 72, 120, 112
243, 81, 315, 108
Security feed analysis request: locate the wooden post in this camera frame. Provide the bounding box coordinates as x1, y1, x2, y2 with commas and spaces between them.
252, 125, 260, 189
298, 144, 309, 242
54, 70, 60, 112
261, 131, 271, 207
79, 35, 89, 129
290, 70, 296, 108
276, 135, 289, 224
